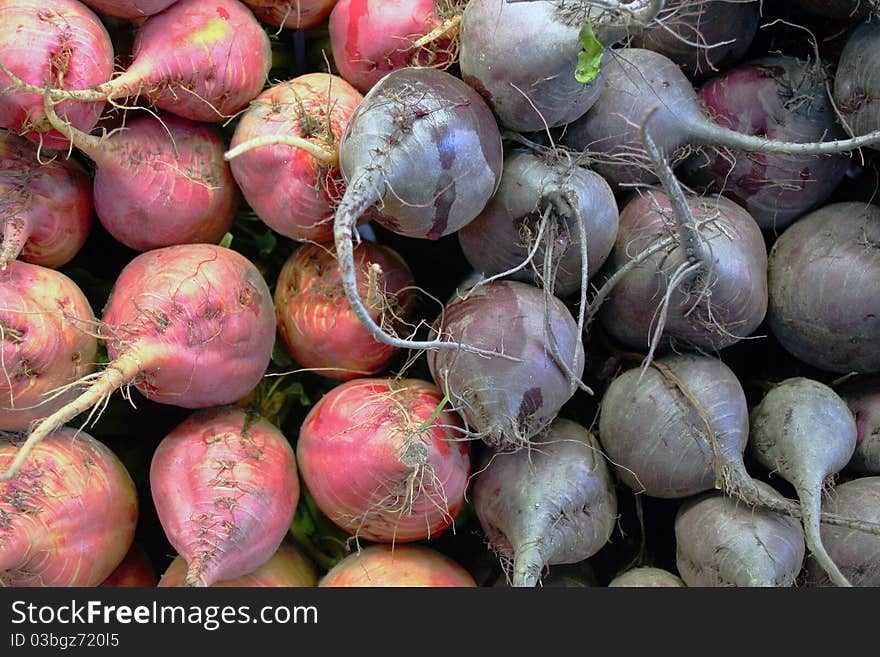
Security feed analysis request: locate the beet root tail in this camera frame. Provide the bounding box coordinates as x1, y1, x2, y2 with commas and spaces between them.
0, 351, 143, 482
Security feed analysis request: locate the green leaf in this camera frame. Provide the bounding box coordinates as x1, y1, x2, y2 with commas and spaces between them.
218, 232, 234, 249
575, 21, 605, 84
291, 495, 318, 539
280, 380, 312, 407
271, 341, 295, 368
255, 229, 277, 256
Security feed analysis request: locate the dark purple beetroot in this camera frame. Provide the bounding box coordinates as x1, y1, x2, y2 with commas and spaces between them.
682, 56, 849, 232
675, 484, 806, 587
804, 476, 880, 587
473, 418, 617, 587
838, 376, 880, 474
563, 48, 877, 189
767, 202, 880, 374
749, 377, 858, 587
629, 0, 759, 78
561, 48, 708, 187
597, 188, 767, 353
834, 20, 880, 150
458, 0, 606, 132
336, 66, 502, 241
332, 66, 503, 357
798, 0, 875, 19
457, 149, 619, 297
598, 354, 751, 499
427, 280, 584, 449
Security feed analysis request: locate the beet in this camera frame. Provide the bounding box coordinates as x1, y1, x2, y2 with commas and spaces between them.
629, 0, 759, 78
675, 484, 806, 587
0, 428, 137, 586
750, 377, 858, 587
427, 280, 584, 449
151, 406, 299, 587
296, 377, 470, 542
473, 418, 617, 587
0, 0, 113, 149
0, 129, 92, 268
1, 244, 276, 481
331, 66, 503, 356
766, 202, 880, 374
833, 19, 880, 150
804, 476, 880, 587
457, 149, 619, 298
596, 188, 767, 354
681, 55, 849, 232
0, 261, 97, 431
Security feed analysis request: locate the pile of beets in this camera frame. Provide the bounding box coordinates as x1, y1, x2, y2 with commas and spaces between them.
2, 0, 880, 588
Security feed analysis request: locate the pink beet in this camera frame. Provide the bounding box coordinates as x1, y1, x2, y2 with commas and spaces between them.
158, 542, 317, 587
43, 107, 239, 252
0, 261, 98, 431
0, 427, 138, 586
35, 0, 271, 123
0, 243, 276, 482
80, 0, 178, 19
0, 129, 93, 268
319, 544, 476, 586
100, 543, 159, 587
329, 0, 460, 94
226, 73, 363, 243
274, 241, 415, 380
0, 0, 113, 149
151, 405, 300, 587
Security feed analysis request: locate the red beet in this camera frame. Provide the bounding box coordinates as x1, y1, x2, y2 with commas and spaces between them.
274, 241, 415, 380
682, 56, 849, 231
297, 377, 471, 542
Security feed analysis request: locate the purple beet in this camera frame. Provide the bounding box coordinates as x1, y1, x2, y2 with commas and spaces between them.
457, 149, 619, 298
629, 0, 759, 78
834, 19, 880, 149
473, 418, 617, 587
427, 280, 584, 449
766, 202, 880, 374
749, 377, 858, 587
562, 47, 879, 188
598, 354, 760, 500
681, 55, 849, 232
838, 376, 880, 474
458, 0, 608, 132
596, 188, 767, 353
675, 483, 806, 587
804, 476, 880, 587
